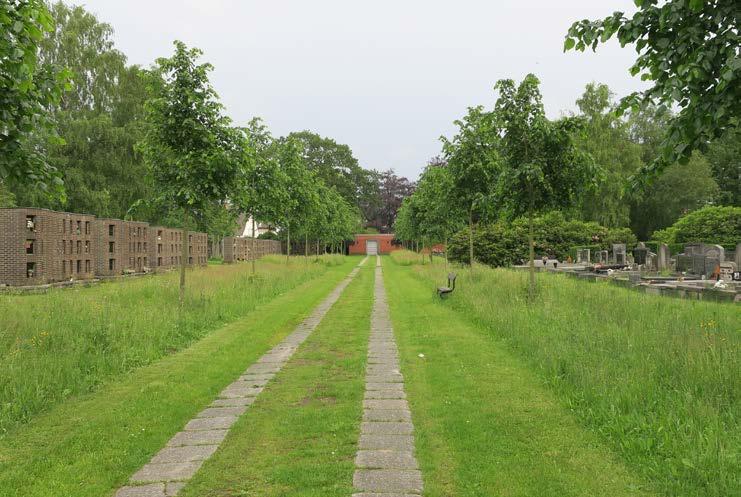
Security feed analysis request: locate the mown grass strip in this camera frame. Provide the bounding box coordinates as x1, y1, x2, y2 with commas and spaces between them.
180, 262, 374, 497
0, 256, 345, 432
0, 258, 359, 497
382, 258, 657, 497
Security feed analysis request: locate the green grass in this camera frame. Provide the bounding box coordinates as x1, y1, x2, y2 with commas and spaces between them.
0, 256, 346, 433
0, 257, 360, 497
388, 259, 739, 497
180, 259, 373, 497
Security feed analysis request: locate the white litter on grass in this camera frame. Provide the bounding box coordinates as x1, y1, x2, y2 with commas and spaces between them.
714, 280, 728, 289
418, 353, 425, 358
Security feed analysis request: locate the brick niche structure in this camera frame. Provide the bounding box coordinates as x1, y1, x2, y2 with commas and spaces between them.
222, 237, 281, 263
0, 208, 211, 286
348, 234, 400, 255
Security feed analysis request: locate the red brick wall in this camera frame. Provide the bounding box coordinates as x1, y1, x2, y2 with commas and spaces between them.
348, 234, 400, 255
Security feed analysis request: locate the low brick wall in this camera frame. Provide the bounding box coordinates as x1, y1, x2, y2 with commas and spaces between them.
223, 237, 281, 263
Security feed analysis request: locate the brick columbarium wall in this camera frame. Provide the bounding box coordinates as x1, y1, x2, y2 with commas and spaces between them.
1, 208, 210, 286
0, 208, 96, 286
222, 237, 281, 263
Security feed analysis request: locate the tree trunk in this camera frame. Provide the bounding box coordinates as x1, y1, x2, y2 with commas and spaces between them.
528, 184, 535, 302
180, 224, 188, 305
468, 207, 474, 266
251, 215, 256, 275
286, 226, 291, 262
444, 234, 449, 270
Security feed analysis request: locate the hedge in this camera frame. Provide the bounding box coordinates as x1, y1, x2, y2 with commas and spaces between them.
652, 206, 740, 249
448, 212, 637, 266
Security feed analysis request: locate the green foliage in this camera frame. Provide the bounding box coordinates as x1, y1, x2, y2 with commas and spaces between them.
574, 83, 643, 227
140, 41, 240, 214
257, 231, 278, 240
651, 206, 741, 247
629, 152, 719, 239
494, 75, 595, 219
565, 0, 741, 186
706, 127, 741, 206
0, 0, 69, 195
448, 212, 637, 266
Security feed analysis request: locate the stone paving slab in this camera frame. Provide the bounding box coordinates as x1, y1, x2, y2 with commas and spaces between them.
363, 399, 408, 410
150, 444, 218, 464
167, 429, 228, 447
353, 469, 423, 493
197, 406, 247, 418
356, 450, 418, 469
184, 416, 237, 431
363, 409, 411, 422
131, 461, 204, 483
364, 390, 406, 399
359, 434, 416, 450
365, 382, 406, 391
117, 260, 366, 497
361, 422, 414, 435
210, 397, 255, 407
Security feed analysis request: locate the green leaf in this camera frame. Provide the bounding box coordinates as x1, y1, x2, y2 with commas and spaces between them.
563, 38, 576, 51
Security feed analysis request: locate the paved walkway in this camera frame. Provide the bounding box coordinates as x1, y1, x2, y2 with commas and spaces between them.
115, 257, 367, 497
352, 256, 423, 496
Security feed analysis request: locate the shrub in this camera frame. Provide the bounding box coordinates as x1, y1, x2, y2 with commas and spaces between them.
449, 212, 637, 266
652, 206, 741, 248
257, 231, 279, 240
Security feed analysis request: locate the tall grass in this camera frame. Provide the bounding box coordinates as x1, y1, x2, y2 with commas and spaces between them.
262, 253, 347, 267
408, 262, 739, 497
0, 259, 336, 433
390, 249, 435, 266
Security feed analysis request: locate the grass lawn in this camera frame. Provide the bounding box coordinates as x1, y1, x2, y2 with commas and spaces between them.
180, 260, 373, 497
384, 255, 738, 497
0, 257, 360, 497
0, 256, 343, 432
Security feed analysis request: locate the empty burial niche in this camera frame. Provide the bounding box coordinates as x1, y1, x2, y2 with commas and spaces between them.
76, 260, 82, 273
26, 262, 36, 278
25, 239, 34, 254
109, 224, 115, 236
26, 215, 36, 230
109, 241, 115, 253
109, 258, 115, 271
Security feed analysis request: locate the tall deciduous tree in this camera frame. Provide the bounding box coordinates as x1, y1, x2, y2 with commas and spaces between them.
565, 0, 740, 187
0, 0, 68, 194
140, 41, 241, 302
493, 74, 594, 299
238, 118, 288, 273
575, 83, 643, 227
442, 106, 498, 265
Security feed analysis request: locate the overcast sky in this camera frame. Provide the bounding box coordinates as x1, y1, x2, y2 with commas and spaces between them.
75, 0, 644, 181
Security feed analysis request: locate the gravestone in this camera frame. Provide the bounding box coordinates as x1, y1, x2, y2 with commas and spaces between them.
628, 271, 642, 284
613, 244, 627, 265
702, 244, 725, 262
598, 250, 609, 264
736, 243, 741, 268
676, 254, 693, 273
691, 254, 707, 276
576, 249, 591, 264
719, 262, 736, 281
658, 244, 670, 271
633, 243, 648, 265
646, 253, 657, 271
685, 243, 703, 255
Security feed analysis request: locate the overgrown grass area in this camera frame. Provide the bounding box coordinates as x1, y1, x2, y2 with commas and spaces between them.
181, 260, 373, 497
0, 256, 350, 433
0, 258, 358, 497
263, 253, 348, 267
394, 260, 739, 497
389, 248, 434, 266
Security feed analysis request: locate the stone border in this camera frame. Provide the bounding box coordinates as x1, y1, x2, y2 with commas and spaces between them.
115, 257, 368, 497
353, 255, 423, 496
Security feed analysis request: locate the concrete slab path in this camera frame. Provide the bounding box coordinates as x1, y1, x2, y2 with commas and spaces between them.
352, 256, 423, 496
